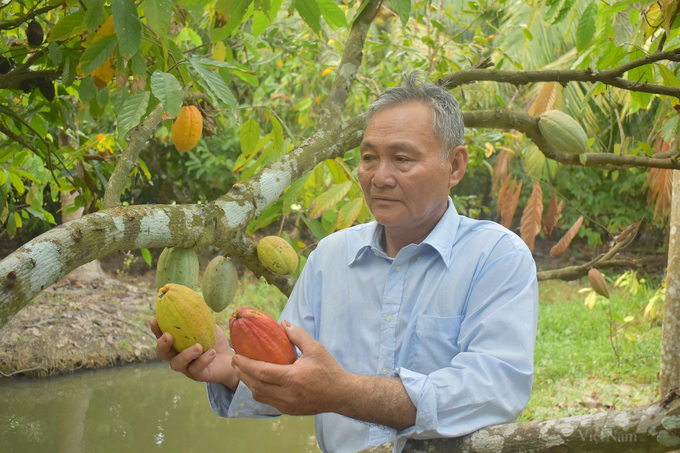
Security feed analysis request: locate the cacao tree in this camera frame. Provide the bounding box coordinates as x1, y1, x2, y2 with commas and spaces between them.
2, 0, 680, 450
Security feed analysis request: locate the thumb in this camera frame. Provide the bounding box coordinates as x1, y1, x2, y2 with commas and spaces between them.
281, 320, 315, 353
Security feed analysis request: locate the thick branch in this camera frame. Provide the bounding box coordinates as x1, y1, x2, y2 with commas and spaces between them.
0, 4, 60, 31
463, 110, 680, 170
0, 116, 365, 329
361, 389, 680, 453
438, 48, 680, 98
537, 259, 648, 281
317, 0, 383, 130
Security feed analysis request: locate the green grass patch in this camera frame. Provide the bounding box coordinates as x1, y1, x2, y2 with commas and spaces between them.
519, 278, 662, 422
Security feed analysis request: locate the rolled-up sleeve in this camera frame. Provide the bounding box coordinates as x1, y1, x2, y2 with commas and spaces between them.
396, 249, 538, 446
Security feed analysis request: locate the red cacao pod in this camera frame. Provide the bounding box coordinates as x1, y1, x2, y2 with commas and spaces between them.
229, 307, 297, 365
588, 268, 610, 299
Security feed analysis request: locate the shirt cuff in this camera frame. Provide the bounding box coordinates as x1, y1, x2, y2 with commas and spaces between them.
206, 381, 283, 418
206, 382, 234, 417
396, 367, 438, 434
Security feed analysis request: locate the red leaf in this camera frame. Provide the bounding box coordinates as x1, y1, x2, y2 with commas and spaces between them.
543, 194, 560, 236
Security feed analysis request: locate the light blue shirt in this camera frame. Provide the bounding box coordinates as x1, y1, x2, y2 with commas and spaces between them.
207, 197, 538, 453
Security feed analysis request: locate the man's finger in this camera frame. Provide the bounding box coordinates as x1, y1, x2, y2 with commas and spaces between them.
186, 348, 217, 378
156, 332, 178, 361
232, 354, 287, 385
169, 343, 203, 373
281, 320, 315, 353
150, 318, 163, 339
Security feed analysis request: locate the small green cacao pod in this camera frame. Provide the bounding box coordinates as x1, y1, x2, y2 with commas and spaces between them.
37, 79, 55, 102
202, 255, 239, 312
257, 236, 298, 275
155, 247, 200, 291
538, 110, 588, 155
588, 268, 610, 299
26, 20, 44, 46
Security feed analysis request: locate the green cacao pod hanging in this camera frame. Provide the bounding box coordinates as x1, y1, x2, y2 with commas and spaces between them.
538, 110, 588, 155
155, 247, 199, 291
201, 255, 239, 312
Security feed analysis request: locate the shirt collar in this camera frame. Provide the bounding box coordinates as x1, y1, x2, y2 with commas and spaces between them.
348, 197, 460, 267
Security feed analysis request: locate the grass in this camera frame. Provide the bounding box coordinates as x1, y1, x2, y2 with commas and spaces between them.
207, 271, 664, 422
519, 277, 663, 422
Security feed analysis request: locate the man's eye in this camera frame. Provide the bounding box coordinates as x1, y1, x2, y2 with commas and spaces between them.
362, 155, 374, 161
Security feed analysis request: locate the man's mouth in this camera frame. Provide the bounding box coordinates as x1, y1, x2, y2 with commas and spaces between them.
372, 196, 398, 202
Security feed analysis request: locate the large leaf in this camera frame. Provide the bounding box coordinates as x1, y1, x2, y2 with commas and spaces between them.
528, 82, 563, 116
337, 197, 363, 230
145, 0, 173, 36
251, 10, 272, 37
497, 174, 511, 215
576, 3, 597, 52
150, 71, 183, 117
543, 194, 563, 236
48, 10, 87, 42
519, 181, 543, 253
501, 178, 522, 229
550, 216, 584, 258
296, 0, 322, 33
79, 34, 118, 74
189, 58, 238, 109
390, 0, 411, 26
269, 112, 284, 154
84, 0, 106, 32
239, 119, 260, 157
317, 0, 348, 28
117, 90, 150, 138
112, 0, 143, 57
309, 181, 352, 219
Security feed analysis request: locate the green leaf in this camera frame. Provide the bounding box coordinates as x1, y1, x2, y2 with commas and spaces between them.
522, 28, 533, 41
282, 173, 310, 214
48, 10, 87, 42
251, 10, 271, 37
296, 0, 322, 33
78, 76, 98, 103
553, 0, 575, 25
79, 34, 118, 74
189, 58, 238, 109
299, 214, 329, 240
150, 71, 183, 117
130, 51, 146, 77
224, 0, 254, 36
96, 84, 110, 107
117, 90, 150, 138
48, 42, 63, 65
309, 181, 352, 219
389, 0, 411, 26
8, 170, 25, 195
84, 0, 106, 32
318, 0, 348, 28
269, 112, 284, 154
337, 197, 363, 229
141, 248, 152, 266
113, 0, 143, 57
576, 3, 597, 52
662, 115, 679, 143
246, 201, 283, 235
659, 64, 680, 87
240, 119, 260, 156
145, 0, 173, 36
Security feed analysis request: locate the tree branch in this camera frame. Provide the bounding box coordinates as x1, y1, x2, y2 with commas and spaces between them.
438, 48, 680, 98
0, 3, 60, 31
361, 389, 680, 453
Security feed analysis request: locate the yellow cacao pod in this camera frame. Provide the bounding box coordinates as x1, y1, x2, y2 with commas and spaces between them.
588, 268, 610, 299
538, 110, 588, 155
155, 283, 216, 353
171, 105, 203, 153
256, 236, 298, 275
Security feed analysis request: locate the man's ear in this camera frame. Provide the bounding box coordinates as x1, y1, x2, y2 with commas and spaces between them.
448, 146, 469, 188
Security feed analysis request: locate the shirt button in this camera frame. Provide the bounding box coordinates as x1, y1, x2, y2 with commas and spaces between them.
378, 425, 385, 429
386, 315, 393, 322
382, 367, 388, 375
416, 256, 421, 261
239, 403, 244, 408
395, 266, 402, 272
374, 251, 379, 256
233, 411, 239, 417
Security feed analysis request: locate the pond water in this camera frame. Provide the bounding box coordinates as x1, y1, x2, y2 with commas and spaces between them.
0, 361, 321, 453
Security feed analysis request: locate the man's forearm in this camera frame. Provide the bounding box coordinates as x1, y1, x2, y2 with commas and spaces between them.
334, 374, 417, 430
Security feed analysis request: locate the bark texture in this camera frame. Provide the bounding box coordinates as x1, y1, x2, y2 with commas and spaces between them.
360, 390, 680, 453
662, 171, 680, 397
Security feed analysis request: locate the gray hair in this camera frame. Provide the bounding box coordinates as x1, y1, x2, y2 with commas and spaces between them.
364, 72, 465, 158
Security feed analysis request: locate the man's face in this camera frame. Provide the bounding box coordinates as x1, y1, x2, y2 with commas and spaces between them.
358, 101, 467, 231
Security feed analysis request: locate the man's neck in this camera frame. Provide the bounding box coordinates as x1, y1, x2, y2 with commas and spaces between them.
381, 204, 448, 258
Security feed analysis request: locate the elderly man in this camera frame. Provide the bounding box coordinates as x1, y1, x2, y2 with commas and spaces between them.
151, 73, 538, 453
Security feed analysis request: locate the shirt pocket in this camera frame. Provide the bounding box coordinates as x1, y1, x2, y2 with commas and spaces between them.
412, 313, 464, 375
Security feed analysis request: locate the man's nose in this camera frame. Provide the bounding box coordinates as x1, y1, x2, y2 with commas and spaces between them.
372, 160, 396, 187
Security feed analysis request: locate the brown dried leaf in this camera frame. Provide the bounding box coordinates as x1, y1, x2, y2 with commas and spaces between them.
492, 151, 512, 194
644, 167, 673, 221
550, 216, 584, 258
528, 82, 563, 116
520, 181, 544, 253
501, 178, 522, 229
615, 220, 641, 244
497, 174, 512, 215
543, 194, 560, 236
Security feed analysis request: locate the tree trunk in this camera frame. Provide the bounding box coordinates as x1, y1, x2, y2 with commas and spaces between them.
661, 170, 680, 396
360, 390, 680, 453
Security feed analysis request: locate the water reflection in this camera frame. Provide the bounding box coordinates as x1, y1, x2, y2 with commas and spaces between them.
1, 361, 320, 453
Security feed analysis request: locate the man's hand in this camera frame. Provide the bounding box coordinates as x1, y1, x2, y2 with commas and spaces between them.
232, 320, 350, 416
150, 318, 239, 391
